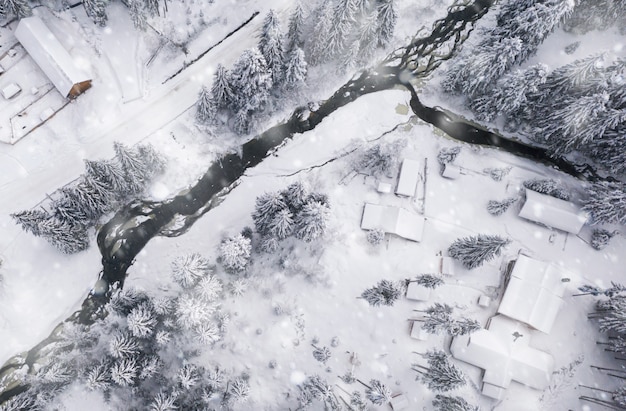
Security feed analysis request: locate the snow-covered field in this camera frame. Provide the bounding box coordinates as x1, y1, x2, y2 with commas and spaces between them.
1, 0, 624, 409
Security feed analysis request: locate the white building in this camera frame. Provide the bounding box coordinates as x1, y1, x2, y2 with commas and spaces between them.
518, 189, 587, 234
15, 17, 91, 98
360, 203, 425, 242
497, 254, 568, 333
395, 159, 421, 197
450, 315, 554, 400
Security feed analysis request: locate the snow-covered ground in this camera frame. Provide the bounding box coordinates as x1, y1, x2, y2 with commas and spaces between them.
1, 0, 624, 409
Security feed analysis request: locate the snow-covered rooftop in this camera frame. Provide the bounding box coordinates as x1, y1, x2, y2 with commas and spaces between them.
518, 189, 588, 234
451, 314, 554, 400
360, 203, 425, 242
497, 254, 568, 333
395, 158, 421, 197
15, 17, 91, 98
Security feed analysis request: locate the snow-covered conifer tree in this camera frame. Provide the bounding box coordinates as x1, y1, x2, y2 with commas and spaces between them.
1, 0, 31, 18
127, 303, 157, 338
483, 166, 512, 182
228, 377, 250, 403
38, 218, 90, 254
448, 234, 510, 269
312, 345, 332, 364
523, 178, 570, 200
294, 200, 331, 242
366, 228, 385, 246
144, 0, 159, 17
113, 142, 149, 192
325, 0, 358, 61
109, 332, 140, 359
196, 86, 217, 124
149, 391, 177, 411
268, 208, 294, 240
252, 191, 288, 235
283, 47, 307, 90
487, 197, 518, 216
307, 0, 335, 65
85, 361, 111, 392
352, 139, 406, 176
210, 64, 233, 109
232, 108, 251, 135
258, 10, 285, 86
590, 228, 616, 250
360, 279, 403, 307
470, 64, 548, 122
175, 294, 218, 329
11, 209, 49, 236
421, 303, 454, 335
282, 181, 309, 211
110, 358, 138, 386
432, 394, 479, 411
171, 253, 211, 289
415, 350, 466, 392
219, 234, 251, 272
195, 322, 221, 345
365, 379, 392, 405
195, 275, 223, 302
416, 274, 444, 289
376, 0, 397, 47
299, 375, 340, 410
437, 146, 461, 165
285, 4, 305, 53
83, 0, 107, 26
129, 0, 146, 30
229, 48, 272, 113
583, 181, 626, 225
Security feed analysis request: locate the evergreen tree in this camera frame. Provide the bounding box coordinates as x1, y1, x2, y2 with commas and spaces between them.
228, 377, 250, 403
83, 0, 107, 26
232, 108, 252, 135
325, 0, 358, 61
487, 197, 518, 216
285, 4, 305, 53
85, 361, 111, 391
252, 191, 288, 235
210, 64, 233, 109
523, 178, 570, 200
195, 275, 223, 302
219, 234, 251, 272
299, 375, 341, 410
176, 294, 218, 329
283, 47, 307, 90
448, 234, 510, 269
432, 394, 479, 411
127, 303, 157, 338
365, 379, 392, 405
352, 139, 406, 176
415, 350, 466, 392
470, 64, 548, 122
196, 86, 217, 124
1, 0, 31, 18
590, 228, 616, 250
171, 253, 211, 289
109, 332, 140, 359
110, 358, 138, 387
129, 0, 147, 30
282, 181, 309, 211
366, 228, 385, 245
357, 10, 380, 64
144, 0, 159, 17
416, 274, 444, 289
11, 209, 49, 236
268, 208, 294, 240
421, 303, 454, 335
294, 200, 331, 242
361, 279, 403, 307
307, 0, 335, 65
583, 181, 626, 225
258, 10, 285, 86
137, 143, 166, 178
376, 0, 397, 47
437, 146, 461, 165
113, 142, 149, 192
483, 166, 512, 182
150, 392, 177, 411
312, 345, 332, 363
229, 48, 272, 113
38, 218, 90, 254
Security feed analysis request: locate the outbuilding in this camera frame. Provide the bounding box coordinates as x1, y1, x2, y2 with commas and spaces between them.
518, 189, 587, 234
360, 203, 425, 242
15, 17, 92, 98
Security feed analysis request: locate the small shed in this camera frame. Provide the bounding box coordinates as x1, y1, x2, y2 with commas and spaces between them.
497, 255, 568, 333
360, 203, 425, 242
442, 164, 461, 179
518, 189, 587, 234
1, 83, 21, 99
15, 17, 91, 98
395, 159, 421, 197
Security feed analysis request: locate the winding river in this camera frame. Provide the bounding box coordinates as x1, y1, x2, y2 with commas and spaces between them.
0, 0, 608, 403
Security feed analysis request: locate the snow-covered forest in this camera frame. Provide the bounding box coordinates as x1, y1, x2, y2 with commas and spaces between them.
0, 0, 625, 410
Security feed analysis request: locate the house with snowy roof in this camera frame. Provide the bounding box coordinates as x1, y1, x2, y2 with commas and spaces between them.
360, 203, 425, 242
395, 159, 421, 197
497, 254, 569, 333
518, 189, 588, 234
15, 17, 91, 98
450, 314, 554, 400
